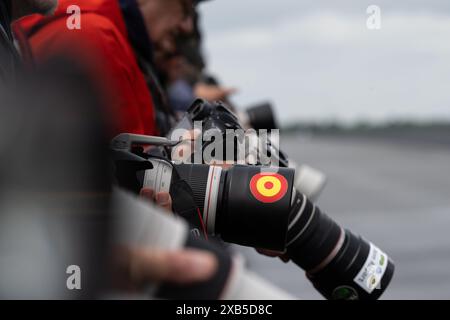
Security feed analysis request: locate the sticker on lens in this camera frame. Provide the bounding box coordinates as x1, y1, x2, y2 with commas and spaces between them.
353, 243, 388, 293
250, 172, 288, 203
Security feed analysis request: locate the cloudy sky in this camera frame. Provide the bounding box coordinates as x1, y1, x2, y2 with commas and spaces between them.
199, 1, 450, 124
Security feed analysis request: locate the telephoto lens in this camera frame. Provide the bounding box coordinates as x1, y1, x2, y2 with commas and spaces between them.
241, 102, 279, 131
286, 190, 395, 300
175, 165, 395, 300
112, 147, 295, 251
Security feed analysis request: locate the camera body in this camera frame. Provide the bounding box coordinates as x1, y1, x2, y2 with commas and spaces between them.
170, 99, 327, 200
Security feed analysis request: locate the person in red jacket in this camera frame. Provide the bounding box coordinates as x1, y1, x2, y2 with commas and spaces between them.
13, 0, 196, 137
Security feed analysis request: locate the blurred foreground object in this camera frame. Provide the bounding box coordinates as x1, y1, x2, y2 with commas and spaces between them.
0, 58, 111, 299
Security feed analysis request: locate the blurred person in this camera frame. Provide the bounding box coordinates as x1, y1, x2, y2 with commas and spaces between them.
0, 57, 218, 298
162, 53, 236, 113
13, 0, 197, 137
0, 57, 112, 298
157, 10, 237, 114
119, 0, 209, 135
2, 0, 218, 292
162, 54, 198, 113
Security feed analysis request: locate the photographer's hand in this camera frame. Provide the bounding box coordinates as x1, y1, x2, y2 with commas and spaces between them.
140, 188, 173, 212
194, 83, 237, 101
113, 246, 218, 290
256, 248, 291, 263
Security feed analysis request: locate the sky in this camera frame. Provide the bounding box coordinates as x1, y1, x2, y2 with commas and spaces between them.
199, 1, 450, 125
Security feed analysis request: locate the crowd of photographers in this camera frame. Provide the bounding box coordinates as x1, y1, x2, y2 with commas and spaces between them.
0, 0, 394, 300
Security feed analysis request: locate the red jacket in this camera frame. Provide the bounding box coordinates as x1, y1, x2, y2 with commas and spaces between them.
13, 0, 158, 137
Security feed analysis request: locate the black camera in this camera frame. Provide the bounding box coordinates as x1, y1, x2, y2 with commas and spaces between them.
169, 99, 288, 167
170, 99, 327, 200
111, 133, 395, 300
111, 137, 294, 251
239, 102, 279, 131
